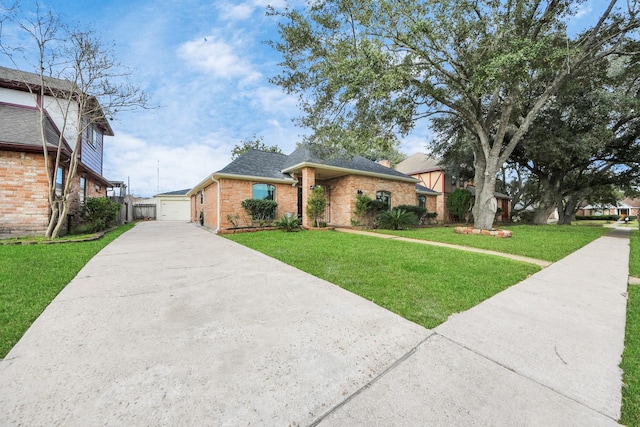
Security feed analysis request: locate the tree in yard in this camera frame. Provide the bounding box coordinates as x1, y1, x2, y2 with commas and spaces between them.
1, 6, 148, 238
508, 48, 640, 225
231, 134, 282, 159
306, 185, 327, 227
447, 188, 474, 223
269, 0, 640, 230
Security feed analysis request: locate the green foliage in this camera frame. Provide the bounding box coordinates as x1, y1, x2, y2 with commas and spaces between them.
448, 189, 473, 222
306, 185, 327, 227
376, 209, 418, 230
231, 134, 282, 159
353, 194, 388, 226
241, 199, 278, 222
269, 0, 638, 231
274, 214, 300, 232
0, 223, 135, 358
76, 197, 120, 233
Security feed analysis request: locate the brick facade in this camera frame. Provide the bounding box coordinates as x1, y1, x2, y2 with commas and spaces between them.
0, 150, 51, 237
191, 168, 434, 231
0, 149, 108, 238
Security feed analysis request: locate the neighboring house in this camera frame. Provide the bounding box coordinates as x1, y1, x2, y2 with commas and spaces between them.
0, 66, 114, 238
153, 189, 191, 221
577, 199, 640, 217
188, 146, 439, 232
395, 152, 511, 221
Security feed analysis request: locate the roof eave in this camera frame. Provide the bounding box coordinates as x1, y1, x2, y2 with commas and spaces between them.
282, 161, 418, 183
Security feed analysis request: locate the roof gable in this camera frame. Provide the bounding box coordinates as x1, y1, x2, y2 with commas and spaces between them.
395, 153, 443, 174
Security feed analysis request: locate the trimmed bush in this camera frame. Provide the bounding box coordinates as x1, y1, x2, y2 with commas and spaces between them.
241, 199, 278, 221
74, 197, 120, 233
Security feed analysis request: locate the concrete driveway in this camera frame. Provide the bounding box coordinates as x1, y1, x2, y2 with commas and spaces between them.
0, 222, 628, 426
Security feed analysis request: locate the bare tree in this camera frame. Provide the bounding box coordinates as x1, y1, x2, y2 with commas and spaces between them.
1, 5, 148, 238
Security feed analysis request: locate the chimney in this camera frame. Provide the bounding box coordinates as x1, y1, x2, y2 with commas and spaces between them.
378, 159, 391, 168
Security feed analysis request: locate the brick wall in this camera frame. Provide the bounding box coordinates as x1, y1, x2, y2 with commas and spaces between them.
320, 174, 418, 226
0, 150, 51, 237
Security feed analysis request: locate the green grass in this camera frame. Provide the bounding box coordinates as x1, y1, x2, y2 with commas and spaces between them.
630, 231, 640, 278
622, 230, 640, 425
0, 223, 135, 358
225, 230, 539, 330
374, 224, 609, 262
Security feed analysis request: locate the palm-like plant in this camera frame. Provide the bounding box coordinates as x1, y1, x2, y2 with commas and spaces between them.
376, 209, 417, 230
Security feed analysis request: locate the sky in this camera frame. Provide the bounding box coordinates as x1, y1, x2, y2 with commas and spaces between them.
0, 0, 613, 197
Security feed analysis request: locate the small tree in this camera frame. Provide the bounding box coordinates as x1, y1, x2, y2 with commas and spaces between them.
448, 189, 474, 223
306, 185, 327, 227
231, 134, 282, 159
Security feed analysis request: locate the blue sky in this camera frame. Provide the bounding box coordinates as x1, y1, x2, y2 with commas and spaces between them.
1, 0, 611, 197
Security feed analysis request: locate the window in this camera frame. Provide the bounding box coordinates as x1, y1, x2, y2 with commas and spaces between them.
417, 195, 426, 209
200, 189, 204, 204
252, 183, 276, 200
55, 167, 64, 197
80, 177, 86, 204
376, 190, 391, 209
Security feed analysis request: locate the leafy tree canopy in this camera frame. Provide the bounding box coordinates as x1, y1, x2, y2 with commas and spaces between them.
269, 0, 639, 229
231, 134, 282, 159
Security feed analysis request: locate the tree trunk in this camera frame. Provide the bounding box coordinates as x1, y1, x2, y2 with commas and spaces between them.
472, 155, 499, 230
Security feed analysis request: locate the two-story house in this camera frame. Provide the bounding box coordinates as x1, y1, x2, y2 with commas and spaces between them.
396, 153, 511, 222
0, 66, 114, 238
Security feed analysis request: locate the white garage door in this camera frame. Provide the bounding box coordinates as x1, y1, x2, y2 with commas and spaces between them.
159, 199, 190, 221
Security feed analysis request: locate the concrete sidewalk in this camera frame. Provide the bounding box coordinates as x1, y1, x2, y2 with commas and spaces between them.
0, 222, 630, 425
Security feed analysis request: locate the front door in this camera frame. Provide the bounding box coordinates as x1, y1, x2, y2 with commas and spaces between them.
297, 186, 303, 221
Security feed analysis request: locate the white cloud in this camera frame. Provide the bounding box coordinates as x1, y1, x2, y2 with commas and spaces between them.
215, 0, 290, 21
177, 35, 261, 83
103, 133, 232, 197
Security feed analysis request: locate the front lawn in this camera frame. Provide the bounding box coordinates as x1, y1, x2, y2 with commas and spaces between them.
622, 230, 640, 425
374, 224, 609, 262
0, 223, 135, 358
225, 230, 539, 330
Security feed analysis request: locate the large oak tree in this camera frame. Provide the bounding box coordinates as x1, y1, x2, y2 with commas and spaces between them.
269, 0, 639, 229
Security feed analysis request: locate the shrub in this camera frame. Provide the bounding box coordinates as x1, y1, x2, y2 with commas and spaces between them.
241, 199, 278, 222
275, 214, 300, 232
75, 197, 120, 233
447, 188, 473, 222
376, 209, 418, 230
306, 185, 327, 227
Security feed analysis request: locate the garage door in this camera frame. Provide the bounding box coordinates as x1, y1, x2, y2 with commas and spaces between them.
159, 199, 190, 221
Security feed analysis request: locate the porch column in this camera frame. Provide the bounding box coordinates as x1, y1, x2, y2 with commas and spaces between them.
301, 167, 316, 228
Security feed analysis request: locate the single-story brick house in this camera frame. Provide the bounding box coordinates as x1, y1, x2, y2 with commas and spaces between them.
0, 66, 114, 237
188, 145, 439, 232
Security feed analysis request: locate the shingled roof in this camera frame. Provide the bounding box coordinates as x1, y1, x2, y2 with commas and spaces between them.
282, 145, 416, 181
395, 152, 443, 175
217, 149, 293, 181
0, 104, 71, 153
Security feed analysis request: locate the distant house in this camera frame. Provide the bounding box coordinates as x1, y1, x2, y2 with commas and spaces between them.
395, 153, 511, 221
188, 145, 439, 232
153, 189, 191, 221
0, 66, 116, 238
576, 199, 640, 218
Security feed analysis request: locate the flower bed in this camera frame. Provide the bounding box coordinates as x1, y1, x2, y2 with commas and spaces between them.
454, 226, 512, 238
